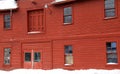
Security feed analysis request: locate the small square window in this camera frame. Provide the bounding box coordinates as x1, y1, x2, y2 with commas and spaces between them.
34, 52, 41, 62
25, 52, 31, 62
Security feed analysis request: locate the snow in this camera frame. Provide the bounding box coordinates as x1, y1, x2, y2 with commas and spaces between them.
107, 63, 118, 65
0, 69, 120, 74
55, 0, 64, 2
0, 0, 18, 10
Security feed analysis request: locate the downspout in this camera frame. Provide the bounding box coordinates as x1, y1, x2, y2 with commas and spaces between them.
10, 9, 13, 17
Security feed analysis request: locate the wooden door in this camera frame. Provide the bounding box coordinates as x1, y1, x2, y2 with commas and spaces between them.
23, 49, 42, 69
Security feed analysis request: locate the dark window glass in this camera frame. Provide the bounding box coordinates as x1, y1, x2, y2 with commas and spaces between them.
4, 14, 11, 29
65, 45, 73, 54
106, 42, 118, 63
34, 52, 40, 62
64, 7, 72, 24
4, 48, 11, 65
25, 53, 31, 62
104, 0, 115, 18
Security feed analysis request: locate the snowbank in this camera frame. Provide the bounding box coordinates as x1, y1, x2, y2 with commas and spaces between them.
0, 69, 120, 74
0, 0, 18, 10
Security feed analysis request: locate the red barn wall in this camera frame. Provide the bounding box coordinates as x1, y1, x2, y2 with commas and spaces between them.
0, 0, 120, 70
53, 36, 120, 69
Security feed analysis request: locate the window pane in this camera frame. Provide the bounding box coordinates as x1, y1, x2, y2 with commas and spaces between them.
105, 0, 115, 9
64, 7, 72, 15
64, 16, 72, 23
4, 48, 11, 65
25, 53, 31, 62
107, 53, 117, 58
106, 42, 111, 48
4, 14, 10, 21
65, 45, 72, 54
65, 55, 73, 65
105, 9, 115, 17
4, 22, 11, 28
111, 42, 116, 48
4, 14, 11, 29
107, 58, 118, 63
34, 52, 40, 62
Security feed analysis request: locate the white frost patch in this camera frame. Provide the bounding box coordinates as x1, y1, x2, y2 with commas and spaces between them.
55, 0, 65, 2
0, 69, 120, 74
0, 0, 18, 10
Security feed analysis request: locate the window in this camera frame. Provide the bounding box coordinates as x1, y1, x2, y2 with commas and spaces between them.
64, 7, 72, 24
4, 48, 11, 65
106, 42, 118, 64
25, 52, 31, 62
34, 52, 41, 62
64, 45, 73, 65
104, 0, 116, 18
4, 14, 11, 29
28, 9, 44, 33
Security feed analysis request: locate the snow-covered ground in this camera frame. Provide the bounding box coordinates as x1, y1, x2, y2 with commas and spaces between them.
0, 69, 120, 74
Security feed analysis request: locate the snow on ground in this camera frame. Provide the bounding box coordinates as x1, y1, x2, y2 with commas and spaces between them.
0, 0, 17, 10
0, 69, 120, 74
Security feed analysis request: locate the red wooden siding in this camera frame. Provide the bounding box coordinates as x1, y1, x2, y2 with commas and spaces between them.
0, 0, 119, 70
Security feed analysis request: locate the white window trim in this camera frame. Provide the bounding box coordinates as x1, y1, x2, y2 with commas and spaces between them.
28, 31, 41, 34
107, 63, 118, 65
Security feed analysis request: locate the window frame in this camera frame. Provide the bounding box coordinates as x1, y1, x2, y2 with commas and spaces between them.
106, 42, 118, 65
34, 52, 41, 62
104, 0, 117, 19
24, 52, 31, 62
64, 45, 73, 66
4, 48, 11, 65
63, 6, 73, 25
3, 13, 12, 30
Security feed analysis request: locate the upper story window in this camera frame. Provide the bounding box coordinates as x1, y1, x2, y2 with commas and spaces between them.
28, 9, 44, 33
64, 45, 73, 65
4, 14, 11, 29
104, 0, 116, 18
106, 42, 118, 64
64, 7, 72, 24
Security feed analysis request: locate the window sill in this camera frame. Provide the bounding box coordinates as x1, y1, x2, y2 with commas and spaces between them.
64, 64, 73, 66
28, 31, 43, 34
104, 16, 117, 20
107, 63, 118, 65
4, 28, 12, 30
64, 23, 72, 25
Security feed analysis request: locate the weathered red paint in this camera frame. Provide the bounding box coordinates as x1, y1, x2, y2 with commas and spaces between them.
0, 0, 120, 70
